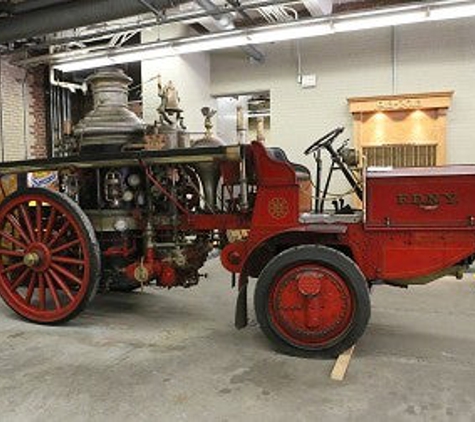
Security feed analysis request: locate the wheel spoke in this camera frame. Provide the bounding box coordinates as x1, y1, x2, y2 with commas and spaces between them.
50, 262, 83, 286
38, 274, 46, 310
43, 208, 57, 243
0, 248, 25, 257
0, 230, 27, 250
44, 272, 61, 310
6, 214, 31, 244
47, 220, 70, 248
19, 204, 36, 243
9, 267, 31, 291
51, 239, 80, 254
48, 268, 75, 302
1, 261, 25, 274
36, 201, 42, 242
52, 256, 85, 266
24, 273, 37, 304
0, 190, 97, 323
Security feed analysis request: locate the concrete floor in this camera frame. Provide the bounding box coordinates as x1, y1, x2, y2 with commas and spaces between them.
1, 258, 475, 422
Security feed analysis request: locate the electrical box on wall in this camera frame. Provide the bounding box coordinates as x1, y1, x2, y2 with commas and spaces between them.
300, 74, 317, 89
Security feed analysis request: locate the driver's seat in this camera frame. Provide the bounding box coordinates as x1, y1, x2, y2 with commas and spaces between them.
267, 147, 312, 212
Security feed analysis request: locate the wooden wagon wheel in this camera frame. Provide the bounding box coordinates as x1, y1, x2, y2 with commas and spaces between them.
0, 188, 100, 324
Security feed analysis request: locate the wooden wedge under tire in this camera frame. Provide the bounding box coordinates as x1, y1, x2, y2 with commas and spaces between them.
0, 188, 100, 324
254, 245, 370, 358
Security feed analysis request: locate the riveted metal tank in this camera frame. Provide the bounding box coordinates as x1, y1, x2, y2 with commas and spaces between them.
74, 68, 145, 154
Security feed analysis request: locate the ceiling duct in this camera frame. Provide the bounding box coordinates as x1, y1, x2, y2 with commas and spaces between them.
302, 0, 333, 15
0, 0, 75, 14
0, 0, 190, 45
194, 0, 264, 62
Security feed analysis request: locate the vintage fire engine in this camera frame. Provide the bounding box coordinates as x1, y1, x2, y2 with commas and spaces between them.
0, 68, 473, 357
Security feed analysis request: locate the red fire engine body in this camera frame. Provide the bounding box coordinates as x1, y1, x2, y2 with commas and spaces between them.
0, 70, 472, 357
0, 129, 473, 358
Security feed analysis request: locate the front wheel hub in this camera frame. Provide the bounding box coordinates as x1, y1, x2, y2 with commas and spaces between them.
269, 264, 354, 347
25, 243, 52, 272
297, 271, 323, 297
23, 252, 40, 268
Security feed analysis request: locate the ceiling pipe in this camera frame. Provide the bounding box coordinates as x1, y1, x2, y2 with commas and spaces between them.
0, 0, 75, 14
226, 0, 256, 25
35, 0, 475, 72
13, 0, 297, 49
302, 0, 333, 16
194, 0, 265, 62
137, 0, 165, 17
0, 0, 190, 44
195, 0, 236, 29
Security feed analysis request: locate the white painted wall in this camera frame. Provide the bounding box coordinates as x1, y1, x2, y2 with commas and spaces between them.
395, 19, 475, 164
140, 17, 475, 196
216, 96, 243, 144
210, 17, 475, 192
141, 26, 215, 134
211, 29, 392, 165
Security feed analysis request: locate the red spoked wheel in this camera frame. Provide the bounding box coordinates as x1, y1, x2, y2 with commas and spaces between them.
254, 245, 370, 357
0, 188, 100, 324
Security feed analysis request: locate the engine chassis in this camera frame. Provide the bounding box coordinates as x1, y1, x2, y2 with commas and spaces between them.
0, 141, 474, 357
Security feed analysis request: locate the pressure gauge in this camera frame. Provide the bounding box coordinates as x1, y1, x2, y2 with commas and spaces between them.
127, 174, 141, 187
113, 219, 128, 232
122, 190, 134, 202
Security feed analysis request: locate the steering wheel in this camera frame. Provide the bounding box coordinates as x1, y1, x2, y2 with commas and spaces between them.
304, 127, 345, 155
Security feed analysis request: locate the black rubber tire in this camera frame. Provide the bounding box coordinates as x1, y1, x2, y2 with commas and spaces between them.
0, 187, 101, 324
254, 245, 370, 358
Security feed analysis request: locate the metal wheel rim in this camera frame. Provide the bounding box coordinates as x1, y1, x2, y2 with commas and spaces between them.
0, 192, 91, 322
268, 263, 355, 348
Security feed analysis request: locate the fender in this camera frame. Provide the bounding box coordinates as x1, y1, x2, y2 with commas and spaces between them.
230, 224, 348, 329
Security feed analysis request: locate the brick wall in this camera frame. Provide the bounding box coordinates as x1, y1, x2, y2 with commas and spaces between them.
0, 57, 48, 161
28, 66, 48, 159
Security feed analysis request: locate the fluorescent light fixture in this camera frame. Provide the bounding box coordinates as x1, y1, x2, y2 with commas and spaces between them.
55, 57, 114, 72
54, 44, 177, 72
428, 3, 475, 20
249, 22, 332, 44
334, 10, 427, 32
52, 0, 475, 73
174, 35, 248, 54
115, 45, 176, 62
53, 35, 251, 72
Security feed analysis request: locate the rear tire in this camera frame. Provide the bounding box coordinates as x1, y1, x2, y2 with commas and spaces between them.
254, 245, 370, 357
0, 188, 100, 324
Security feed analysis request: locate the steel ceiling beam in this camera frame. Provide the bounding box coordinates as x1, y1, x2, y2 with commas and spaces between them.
6, 0, 298, 48
0, 0, 75, 14
0, 0, 190, 44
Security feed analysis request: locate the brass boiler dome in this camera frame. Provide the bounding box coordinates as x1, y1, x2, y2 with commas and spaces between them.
74, 68, 145, 154
192, 125, 225, 212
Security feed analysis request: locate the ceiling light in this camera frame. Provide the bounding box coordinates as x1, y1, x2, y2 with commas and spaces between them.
115, 46, 176, 62
174, 35, 248, 54
55, 57, 114, 72
54, 45, 177, 72
249, 22, 332, 44
334, 10, 427, 32
428, 3, 475, 20
51, 0, 475, 73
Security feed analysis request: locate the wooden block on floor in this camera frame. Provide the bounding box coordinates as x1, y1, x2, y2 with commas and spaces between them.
330, 345, 355, 381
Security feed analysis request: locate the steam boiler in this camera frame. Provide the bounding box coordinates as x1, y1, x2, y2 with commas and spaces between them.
0, 67, 474, 358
